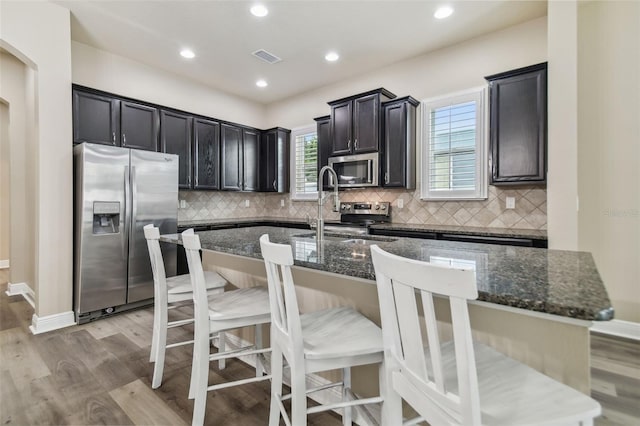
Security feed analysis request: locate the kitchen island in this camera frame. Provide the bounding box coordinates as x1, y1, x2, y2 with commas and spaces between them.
161, 225, 612, 398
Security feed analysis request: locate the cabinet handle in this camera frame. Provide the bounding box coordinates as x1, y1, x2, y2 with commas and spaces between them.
348, 140, 351, 151
122, 133, 126, 144
273, 179, 277, 190
385, 172, 389, 184
355, 139, 358, 150
112, 132, 116, 144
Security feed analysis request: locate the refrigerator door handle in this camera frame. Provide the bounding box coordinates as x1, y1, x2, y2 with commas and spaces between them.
129, 165, 137, 260
123, 165, 131, 260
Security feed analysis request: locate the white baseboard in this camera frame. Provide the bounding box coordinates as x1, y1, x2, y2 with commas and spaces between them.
218, 333, 375, 426
29, 311, 76, 335
591, 319, 640, 341
0, 259, 9, 269
6, 281, 35, 308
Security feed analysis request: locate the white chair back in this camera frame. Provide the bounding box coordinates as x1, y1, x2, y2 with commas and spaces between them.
144, 224, 166, 290
181, 229, 209, 333
259, 234, 304, 358
370, 244, 481, 426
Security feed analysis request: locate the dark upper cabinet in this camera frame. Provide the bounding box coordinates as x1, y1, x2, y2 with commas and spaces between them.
193, 118, 220, 190
260, 128, 290, 193
220, 123, 243, 191
160, 110, 192, 189
382, 96, 419, 189
120, 101, 160, 151
242, 128, 259, 192
73, 89, 120, 146
315, 116, 331, 189
486, 63, 547, 185
328, 88, 395, 157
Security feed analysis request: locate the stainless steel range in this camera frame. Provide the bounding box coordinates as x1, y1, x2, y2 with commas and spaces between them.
325, 201, 391, 235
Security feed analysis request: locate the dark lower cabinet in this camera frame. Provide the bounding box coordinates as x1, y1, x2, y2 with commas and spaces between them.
315, 116, 331, 190
486, 63, 547, 185
260, 128, 290, 193
160, 110, 192, 189
120, 101, 160, 151
193, 118, 220, 190
72, 89, 120, 146
382, 96, 419, 189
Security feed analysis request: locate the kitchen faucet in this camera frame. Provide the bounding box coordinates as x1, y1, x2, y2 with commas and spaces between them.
316, 166, 340, 242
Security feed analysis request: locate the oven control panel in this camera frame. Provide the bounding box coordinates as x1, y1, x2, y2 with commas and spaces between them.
340, 201, 391, 216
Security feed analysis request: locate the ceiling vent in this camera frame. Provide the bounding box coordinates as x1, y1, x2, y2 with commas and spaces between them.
252, 49, 282, 64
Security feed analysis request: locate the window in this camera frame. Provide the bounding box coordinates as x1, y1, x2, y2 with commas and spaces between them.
290, 125, 318, 200
421, 88, 487, 200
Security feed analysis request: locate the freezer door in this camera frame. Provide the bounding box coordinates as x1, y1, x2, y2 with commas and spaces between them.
74, 143, 130, 314
127, 149, 178, 303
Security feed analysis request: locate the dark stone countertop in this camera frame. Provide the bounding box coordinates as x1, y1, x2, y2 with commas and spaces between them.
178, 217, 547, 240
162, 226, 612, 322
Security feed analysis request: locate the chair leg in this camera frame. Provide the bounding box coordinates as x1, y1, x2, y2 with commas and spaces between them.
189, 326, 202, 400
151, 300, 168, 389
290, 359, 308, 426
218, 331, 226, 370
379, 358, 402, 425
255, 324, 264, 377
342, 367, 352, 426
269, 345, 284, 426
150, 305, 158, 362
191, 326, 210, 426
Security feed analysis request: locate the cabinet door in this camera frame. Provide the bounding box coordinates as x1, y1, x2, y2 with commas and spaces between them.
316, 117, 332, 189
261, 130, 277, 192
242, 129, 259, 191
383, 102, 407, 187
353, 94, 379, 153
193, 118, 220, 190
330, 100, 352, 156
73, 89, 120, 146
220, 123, 242, 191
121, 101, 160, 151
489, 65, 546, 184
160, 110, 192, 189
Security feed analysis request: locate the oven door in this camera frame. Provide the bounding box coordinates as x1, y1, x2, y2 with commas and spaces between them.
328, 153, 379, 188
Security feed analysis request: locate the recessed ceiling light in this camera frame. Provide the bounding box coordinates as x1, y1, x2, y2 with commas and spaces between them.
325, 51, 340, 62
250, 4, 269, 17
180, 49, 195, 59
256, 79, 268, 88
434, 6, 454, 19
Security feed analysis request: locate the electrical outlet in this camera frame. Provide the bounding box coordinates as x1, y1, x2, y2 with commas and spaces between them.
179, 200, 187, 209
506, 196, 516, 209
245, 199, 250, 207
397, 199, 404, 209
280, 199, 285, 207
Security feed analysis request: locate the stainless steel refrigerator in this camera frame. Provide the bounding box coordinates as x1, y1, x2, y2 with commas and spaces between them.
74, 143, 178, 323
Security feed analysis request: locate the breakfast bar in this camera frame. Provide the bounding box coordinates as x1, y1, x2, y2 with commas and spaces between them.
161, 225, 613, 401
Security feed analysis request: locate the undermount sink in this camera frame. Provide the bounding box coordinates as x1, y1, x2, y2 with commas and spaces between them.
294, 232, 396, 244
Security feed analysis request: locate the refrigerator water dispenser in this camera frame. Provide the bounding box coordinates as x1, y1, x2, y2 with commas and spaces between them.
92, 201, 120, 234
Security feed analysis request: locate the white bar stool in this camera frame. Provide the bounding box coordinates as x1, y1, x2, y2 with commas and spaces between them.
260, 234, 384, 426
370, 244, 602, 426
144, 224, 227, 389
182, 229, 272, 426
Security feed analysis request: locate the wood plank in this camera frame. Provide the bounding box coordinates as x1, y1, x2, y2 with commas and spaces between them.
0, 327, 51, 390
109, 379, 188, 426
0, 370, 29, 425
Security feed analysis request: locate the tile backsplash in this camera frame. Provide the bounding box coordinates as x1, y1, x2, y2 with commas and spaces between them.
179, 185, 546, 230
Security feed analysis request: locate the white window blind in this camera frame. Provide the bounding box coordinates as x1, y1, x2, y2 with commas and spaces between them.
421, 88, 487, 200
290, 126, 318, 200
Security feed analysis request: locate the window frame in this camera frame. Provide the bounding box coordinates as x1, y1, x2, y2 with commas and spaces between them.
420, 87, 488, 201
289, 124, 319, 201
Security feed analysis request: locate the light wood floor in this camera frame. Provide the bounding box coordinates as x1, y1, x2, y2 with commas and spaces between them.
1, 269, 638, 425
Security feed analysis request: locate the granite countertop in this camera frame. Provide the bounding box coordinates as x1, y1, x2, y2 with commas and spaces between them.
162, 226, 612, 321
178, 217, 548, 240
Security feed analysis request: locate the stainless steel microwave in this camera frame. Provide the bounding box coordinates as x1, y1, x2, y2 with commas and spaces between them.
328, 152, 379, 188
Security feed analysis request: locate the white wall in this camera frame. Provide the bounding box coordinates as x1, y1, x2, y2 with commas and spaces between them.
72, 41, 266, 129
0, 1, 74, 320
266, 17, 547, 129
0, 101, 8, 263
577, 1, 640, 322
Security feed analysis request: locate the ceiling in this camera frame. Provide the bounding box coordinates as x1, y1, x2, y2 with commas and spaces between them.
55, 0, 547, 105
